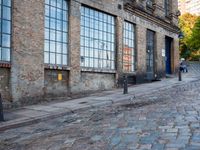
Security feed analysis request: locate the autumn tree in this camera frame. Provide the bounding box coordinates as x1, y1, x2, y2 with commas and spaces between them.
189, 17, 200, 51
179, 13, 198, 59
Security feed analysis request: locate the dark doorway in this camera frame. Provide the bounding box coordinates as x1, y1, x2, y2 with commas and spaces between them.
146, 30, 155, 80
165, 37, 172, 74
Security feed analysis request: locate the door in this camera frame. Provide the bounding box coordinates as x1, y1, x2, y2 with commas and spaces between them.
146, 30, 155, 80
165, 37, 172, 74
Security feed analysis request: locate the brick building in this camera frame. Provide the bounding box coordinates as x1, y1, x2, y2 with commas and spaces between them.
0, 0, 179, 107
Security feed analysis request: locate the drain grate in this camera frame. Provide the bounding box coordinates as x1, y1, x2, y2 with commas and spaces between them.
79, 101, 88, 104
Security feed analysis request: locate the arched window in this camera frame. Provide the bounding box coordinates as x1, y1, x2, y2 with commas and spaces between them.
0, 0, 11, 62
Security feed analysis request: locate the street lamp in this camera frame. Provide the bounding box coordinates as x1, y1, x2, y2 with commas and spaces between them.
178, 31, 184, 39
178, 31, 184, 81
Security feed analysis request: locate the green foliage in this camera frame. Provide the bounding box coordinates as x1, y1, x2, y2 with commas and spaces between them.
188, 17, 200, 51
179, 13, 198, 59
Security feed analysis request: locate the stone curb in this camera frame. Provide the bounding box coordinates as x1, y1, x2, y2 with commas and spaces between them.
0, 76, 199, 132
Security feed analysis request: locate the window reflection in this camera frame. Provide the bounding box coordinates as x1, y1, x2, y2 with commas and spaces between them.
123, 21, 136, 72
0, 0, 11, 62
44, 0, 68, 65
80, 6, 115, 69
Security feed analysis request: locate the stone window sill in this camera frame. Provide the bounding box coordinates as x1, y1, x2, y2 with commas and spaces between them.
0, 61, 11, 68
44, 64, 70, 71
81, 67, 116, 74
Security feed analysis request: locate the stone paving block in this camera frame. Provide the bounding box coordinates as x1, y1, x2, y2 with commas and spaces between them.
110, 136, 121, 146
167, 128, 178, 133
13, 109, 49, 117
138, 144, 152, 149
1, 71, 200, 149
190, 142, 200, 146
152, 143, 165, 150
28, 105, 66, 113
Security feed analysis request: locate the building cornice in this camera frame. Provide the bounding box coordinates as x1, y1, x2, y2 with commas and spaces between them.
124, 3, 180, 34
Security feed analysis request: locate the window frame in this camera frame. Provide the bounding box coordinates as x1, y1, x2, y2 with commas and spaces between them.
44, 0, 69, 66
80, 5, 116, 70
164, 0, 172, 17
122, 21, 136, 73
0, 0, 12, 63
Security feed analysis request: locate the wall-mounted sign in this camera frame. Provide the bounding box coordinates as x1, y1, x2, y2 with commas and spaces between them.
58, 73, 62, 81
162, 49, 165, 57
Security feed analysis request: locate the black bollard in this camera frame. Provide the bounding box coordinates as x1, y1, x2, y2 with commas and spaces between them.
123, 75, 128, 94
0, 93, 4, 122
178, 70, 182, 81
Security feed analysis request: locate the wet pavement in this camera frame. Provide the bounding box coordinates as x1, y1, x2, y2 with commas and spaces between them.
0, 62, 200, 150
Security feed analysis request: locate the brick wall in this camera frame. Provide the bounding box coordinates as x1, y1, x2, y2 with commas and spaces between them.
0, 68, 10, 101
1, 0, 179, 107
11, 0, 45, 104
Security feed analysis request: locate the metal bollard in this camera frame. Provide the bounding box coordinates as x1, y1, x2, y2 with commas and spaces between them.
178, 70, 182, 81
0, 93, 4, 122
123, 75, 128, 94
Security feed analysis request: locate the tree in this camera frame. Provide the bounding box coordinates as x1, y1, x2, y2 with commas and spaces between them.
189, 17, 200, 51
179, 13, 198, 59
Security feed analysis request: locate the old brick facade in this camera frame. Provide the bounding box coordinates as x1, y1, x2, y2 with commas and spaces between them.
0, 0, 179, 108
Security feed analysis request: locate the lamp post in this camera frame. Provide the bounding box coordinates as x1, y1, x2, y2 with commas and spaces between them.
178, 31, 184, 81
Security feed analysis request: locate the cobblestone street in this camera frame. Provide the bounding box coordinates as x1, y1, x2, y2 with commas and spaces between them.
1, 62, 200, 150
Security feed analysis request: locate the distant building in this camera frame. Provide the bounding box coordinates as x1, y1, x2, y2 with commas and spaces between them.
178, 0, 200, 15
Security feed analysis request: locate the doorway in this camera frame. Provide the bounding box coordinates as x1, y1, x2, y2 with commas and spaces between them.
165, 36, 172, 74
146, 30, 155, 80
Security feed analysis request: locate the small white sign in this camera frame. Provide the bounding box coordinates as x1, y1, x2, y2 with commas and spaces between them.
162, 49, 165, 57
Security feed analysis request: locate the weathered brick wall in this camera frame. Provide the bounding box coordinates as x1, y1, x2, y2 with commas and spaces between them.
79, 72, 115, 92
172, 0, 179, 26
1, 0, 179, 106
68, 0, 81, 93
173, 38, 180, 73
44, 70, 69, 98
136, 25, 147, 83
116, 16, 124, 85
156, 33, 165, 78
11, 0, 45, 104
0, 68, 10, 101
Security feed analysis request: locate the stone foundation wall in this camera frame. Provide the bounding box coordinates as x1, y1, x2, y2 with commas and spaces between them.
0, 68, 11, 101
78, 72, 115, 92
11, 0, 45, 104
44, 70, 69, 98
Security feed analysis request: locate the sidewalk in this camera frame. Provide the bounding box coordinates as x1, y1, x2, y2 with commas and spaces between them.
0, 73, 199, 132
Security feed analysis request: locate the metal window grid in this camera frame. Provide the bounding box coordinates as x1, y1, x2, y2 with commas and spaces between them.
80, 6, 115, 70
123, 21, 136, 72
44, 0, 69, 66
0, 0, 11, 62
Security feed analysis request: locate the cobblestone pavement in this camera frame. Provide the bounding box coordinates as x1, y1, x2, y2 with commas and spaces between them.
187, 62, 200, 76
1, 78, 200, 150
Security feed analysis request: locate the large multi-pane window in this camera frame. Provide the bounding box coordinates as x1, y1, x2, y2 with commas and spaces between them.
123, 21, 136, 72
44, 0, 68, 65
0, 0, 11, 62
80, 6, 115, 70
164, 0, 171, 17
